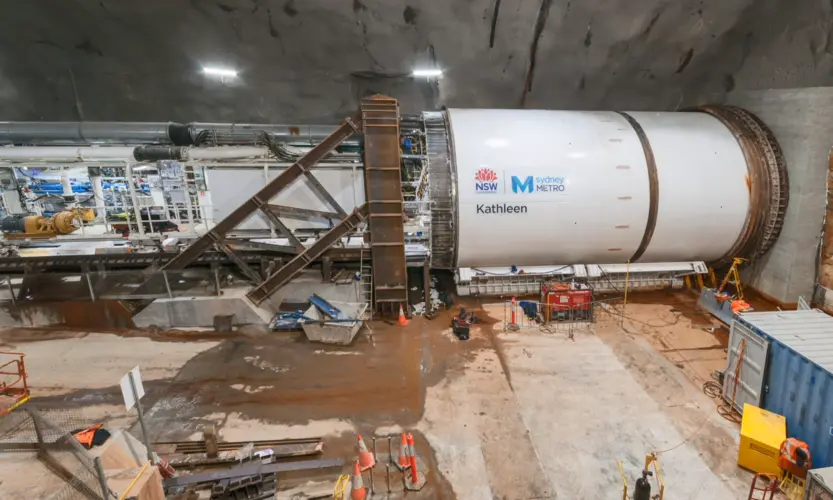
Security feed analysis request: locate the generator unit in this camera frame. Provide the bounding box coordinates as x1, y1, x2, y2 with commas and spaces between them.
541, 283, 593, 322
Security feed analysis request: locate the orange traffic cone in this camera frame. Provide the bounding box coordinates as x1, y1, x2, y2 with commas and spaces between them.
357, 434, 376, 471
397, 432, 411, 469
407, 433, 419, 485
397, 305, 408, 326
403, 433, 426, 491
350, 460, 367, 500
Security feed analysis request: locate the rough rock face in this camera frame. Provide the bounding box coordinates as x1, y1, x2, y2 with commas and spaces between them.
0, 0, 830, 122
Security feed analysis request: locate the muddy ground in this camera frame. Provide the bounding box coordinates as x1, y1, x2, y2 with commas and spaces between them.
0, 291, 755, 499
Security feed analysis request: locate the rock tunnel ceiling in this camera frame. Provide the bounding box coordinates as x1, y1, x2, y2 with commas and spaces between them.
0, 0, 831, 122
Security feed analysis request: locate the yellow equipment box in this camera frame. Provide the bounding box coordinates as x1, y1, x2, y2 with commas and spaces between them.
738, 403, 786, 475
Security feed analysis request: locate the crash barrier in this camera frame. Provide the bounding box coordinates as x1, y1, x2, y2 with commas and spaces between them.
0, 406, 112, 499
503, 296, 625, 336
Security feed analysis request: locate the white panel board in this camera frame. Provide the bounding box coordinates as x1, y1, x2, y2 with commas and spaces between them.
206, 166, 365, 231
449, 109, 651, 267
119, 366, 145, 411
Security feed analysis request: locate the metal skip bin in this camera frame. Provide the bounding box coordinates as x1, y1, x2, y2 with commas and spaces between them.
724, 310, 833, 468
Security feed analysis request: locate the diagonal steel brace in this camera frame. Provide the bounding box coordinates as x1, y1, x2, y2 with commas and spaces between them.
246, 204, 369, 305
158, 112, 363, 272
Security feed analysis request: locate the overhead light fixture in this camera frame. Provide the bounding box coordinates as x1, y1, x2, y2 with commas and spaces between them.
202, 67, 239, 78
412, 68, 443, 78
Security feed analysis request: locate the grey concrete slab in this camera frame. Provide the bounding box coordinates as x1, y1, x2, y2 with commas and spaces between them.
132, 290, 274, 328
500, 330, 748, 499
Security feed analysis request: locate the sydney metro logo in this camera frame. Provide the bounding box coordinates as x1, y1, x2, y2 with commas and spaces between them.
475, 168, 499, 193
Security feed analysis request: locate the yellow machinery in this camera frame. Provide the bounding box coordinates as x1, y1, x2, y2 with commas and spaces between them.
618, 453, 664, 500
716, 257, 753, 313
717, 257, 747, 300
0, 210, 84, 238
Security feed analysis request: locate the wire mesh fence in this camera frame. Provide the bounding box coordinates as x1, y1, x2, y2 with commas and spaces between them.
502, 296, 625, 337
0, 407, 111, 499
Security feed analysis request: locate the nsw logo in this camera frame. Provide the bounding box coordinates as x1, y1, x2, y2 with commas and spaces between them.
475, 168, 499, 193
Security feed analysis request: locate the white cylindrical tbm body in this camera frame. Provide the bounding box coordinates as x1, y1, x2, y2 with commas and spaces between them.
427, 107, 786, 268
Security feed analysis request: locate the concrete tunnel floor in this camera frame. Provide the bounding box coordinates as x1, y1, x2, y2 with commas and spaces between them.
0, 291, 754, 499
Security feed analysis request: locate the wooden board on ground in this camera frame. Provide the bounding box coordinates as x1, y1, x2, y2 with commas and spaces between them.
107, 465, 164, 500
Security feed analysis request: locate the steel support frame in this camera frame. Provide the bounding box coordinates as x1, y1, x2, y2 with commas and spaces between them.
158, 113, 362, 273
144, 99, 409, 313
267, 204, 341, 221
362, 96, 409, 316
247, 204, 369, 305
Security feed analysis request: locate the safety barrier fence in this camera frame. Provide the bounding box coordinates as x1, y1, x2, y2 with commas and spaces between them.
0, 407, 112, 499
502, 296, 625, 337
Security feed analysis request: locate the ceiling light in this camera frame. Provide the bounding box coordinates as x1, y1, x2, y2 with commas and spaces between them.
412, 68, 443, 78
202, 67, 238, 78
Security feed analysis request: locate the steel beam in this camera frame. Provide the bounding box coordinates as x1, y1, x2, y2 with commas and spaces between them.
159, 113, 362, 272
361, 96, 408, 314
302, 169, 347, 216
215, 243, 263, 284
0, 248, 365, 273
258, 206, 305, 249
247, 204, 369, 305
266, 204, 341, 221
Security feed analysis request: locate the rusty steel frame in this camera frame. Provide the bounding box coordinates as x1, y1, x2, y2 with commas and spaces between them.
362, 96, 409, 315
267, 204, 342, 221
697, 105, 788, 266
246, 204, 369, 305
147, 98, 410, 313
158, 113, 362, 273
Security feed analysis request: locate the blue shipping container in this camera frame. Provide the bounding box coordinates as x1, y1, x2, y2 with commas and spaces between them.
736, 311, 833, 468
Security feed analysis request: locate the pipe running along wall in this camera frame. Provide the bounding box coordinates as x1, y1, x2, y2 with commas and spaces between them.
0, 122, 350, 146
427, 106, 788, 268
0, 146, 270, 162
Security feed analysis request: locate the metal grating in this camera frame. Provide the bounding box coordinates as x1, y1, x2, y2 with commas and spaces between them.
425, 111, 457, 269
0, 407, 111, 499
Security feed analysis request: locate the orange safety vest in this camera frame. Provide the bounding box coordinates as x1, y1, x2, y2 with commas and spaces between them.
779, 438, 811, 479
72, 424, 103, 449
